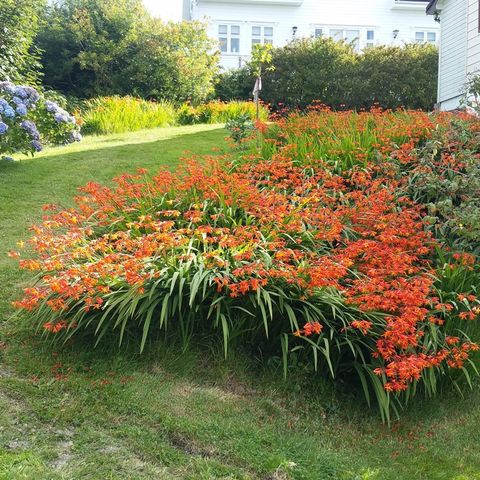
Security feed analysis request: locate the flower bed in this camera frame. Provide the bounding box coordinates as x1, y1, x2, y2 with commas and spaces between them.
12, 107, 480, 421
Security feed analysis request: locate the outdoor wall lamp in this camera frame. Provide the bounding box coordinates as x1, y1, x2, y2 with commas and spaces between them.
292, 26, 298, 37
393, 29, 399, 39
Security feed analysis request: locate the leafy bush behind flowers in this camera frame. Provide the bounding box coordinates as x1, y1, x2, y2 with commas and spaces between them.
11, 107, 480, 422
0, 81, 81, 160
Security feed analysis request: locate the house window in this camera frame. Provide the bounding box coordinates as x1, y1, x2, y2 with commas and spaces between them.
218, 24, 240, 53
314, 28, 323, 38
366, 30, 375, 48
415, 30, 437, 44
329, 28, 360, 51
252, 25, 273, 47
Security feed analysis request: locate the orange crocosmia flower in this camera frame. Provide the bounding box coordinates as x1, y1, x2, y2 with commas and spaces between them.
301, 322, 323, 336
351, 320, 372, 335
43, 320, 67, 333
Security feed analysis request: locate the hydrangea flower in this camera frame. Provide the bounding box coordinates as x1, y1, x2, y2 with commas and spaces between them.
3, 107, 15, 119
70, 131, 82, 142
31, 140, 43, 152
20, 120, 40, 140
16, 104, 27, 116
0, 81, 81, 159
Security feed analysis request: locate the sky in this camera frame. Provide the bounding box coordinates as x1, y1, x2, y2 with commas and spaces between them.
143, 0, 183, 22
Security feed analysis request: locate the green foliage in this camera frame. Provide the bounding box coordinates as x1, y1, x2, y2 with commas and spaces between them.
250, 43, 275, 78
215, 39, 438, 111
176, 100, 268, 125
36, 0, 148, 98
36, 1, 219, 103
461, 72, 480, 113
118, 20, 219, 104
407, 118, 480, 253
80, 96, 177, 134
355, 43, 438, 111
215, 68, 254, 102
79, 97, 266, 134
225, 114, 255, 145
262, 37, 357, 110
0, 0, 46, 84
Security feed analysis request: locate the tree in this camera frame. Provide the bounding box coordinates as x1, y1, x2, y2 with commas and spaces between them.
36, 0, 148, 97
250, 43, 274, 119
36, 1, 219, 103
0, 0, 46, 83
117, 20, 219, 104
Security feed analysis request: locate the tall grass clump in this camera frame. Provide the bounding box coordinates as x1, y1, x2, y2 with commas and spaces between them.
80, 96, 177, 135
12, 108, 480, 422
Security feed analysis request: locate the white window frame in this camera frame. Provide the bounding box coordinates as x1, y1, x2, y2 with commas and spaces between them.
413, 29, 438, 44
251, 24, 274, 49
313, 25, 377, 51
218, 23, 241, 54
365, 29, 376, 48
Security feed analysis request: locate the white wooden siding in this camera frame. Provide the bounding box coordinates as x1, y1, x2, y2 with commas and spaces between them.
437, 0, 467, 107
467, 0, 480, 75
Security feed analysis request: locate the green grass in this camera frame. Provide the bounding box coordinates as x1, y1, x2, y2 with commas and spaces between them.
1, 125, 480, 479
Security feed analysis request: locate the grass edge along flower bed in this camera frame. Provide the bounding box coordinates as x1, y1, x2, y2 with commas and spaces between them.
11, 108, 480, 423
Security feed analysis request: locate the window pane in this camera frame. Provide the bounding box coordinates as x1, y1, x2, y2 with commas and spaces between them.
366, 42, 374, 48
252, 38, 261, 45
427, 32, 436, 42
345, 30, 359, 42
218, 25, 227, 35
367, 30, 374, 41
264, 27, 273, 37
415, 31, 425, 42
330, 29, 343, 40
264, 39, 273, 44
231, 25, 240, 35
252, 26, 261, 36
231, 37, 240, 52
315, 28, 323, 38
219, 37, 228, 52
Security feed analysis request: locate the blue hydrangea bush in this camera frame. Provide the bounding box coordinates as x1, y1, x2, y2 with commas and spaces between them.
0, 82, 81, 160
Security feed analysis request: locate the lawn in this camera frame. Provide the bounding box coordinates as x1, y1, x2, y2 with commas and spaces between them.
1, 124, 480, 480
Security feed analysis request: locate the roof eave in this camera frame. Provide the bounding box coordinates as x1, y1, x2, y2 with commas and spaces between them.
426, 0, 438, 14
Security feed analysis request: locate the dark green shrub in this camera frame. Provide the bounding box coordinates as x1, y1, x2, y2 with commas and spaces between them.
261, 38, 357, 110
215, 68, 254, 102
354, 43, 438, 110
225, 114, 254, 146
215, 39, 438, 111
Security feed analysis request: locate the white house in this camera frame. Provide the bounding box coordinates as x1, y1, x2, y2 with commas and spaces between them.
427, 0, 480, 110
183, 0, 440, 69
